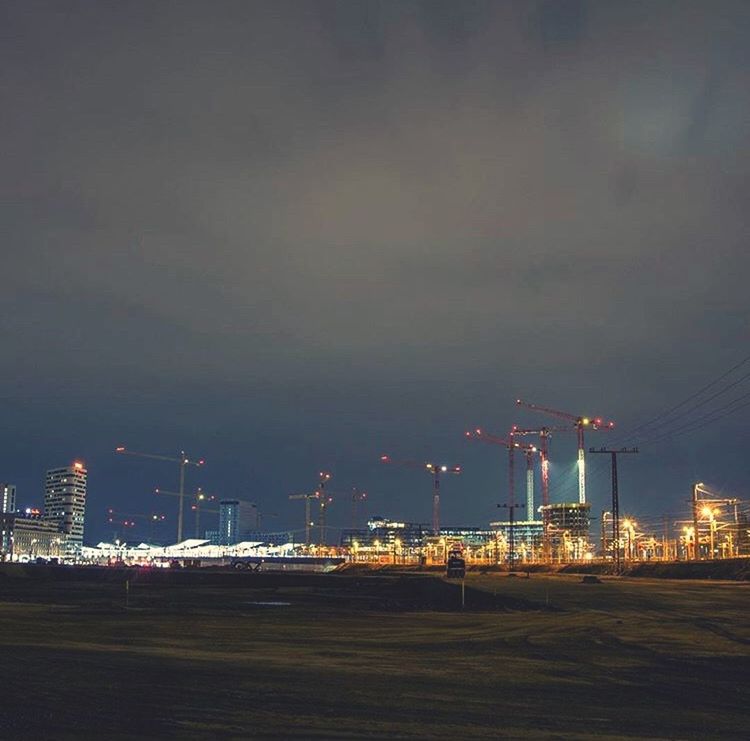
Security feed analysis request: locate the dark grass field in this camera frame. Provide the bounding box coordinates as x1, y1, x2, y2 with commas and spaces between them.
1, 567, 749, 739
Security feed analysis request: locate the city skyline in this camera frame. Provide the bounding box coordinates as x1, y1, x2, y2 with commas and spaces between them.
2, 365, 747, 549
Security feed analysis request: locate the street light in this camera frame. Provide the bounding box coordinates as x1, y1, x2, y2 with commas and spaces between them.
682, 526, 695, 560
701, 506, 719, 558
622, 519, 637, 561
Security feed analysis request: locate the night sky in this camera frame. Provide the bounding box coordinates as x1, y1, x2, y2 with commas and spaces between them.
2, 0, 749, 544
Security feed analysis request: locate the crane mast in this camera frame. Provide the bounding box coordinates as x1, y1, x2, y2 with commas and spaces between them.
115, 446, 204, 543
510, 425, 568, 562
381, 456, 461, 535
316, 472, 332, 545
289, 472, 333, 546
465, 429, 537, 513
516, 401, 614, 505
350, 488, 367, 531
288, 492, 316, 545
155, 487, 217, 539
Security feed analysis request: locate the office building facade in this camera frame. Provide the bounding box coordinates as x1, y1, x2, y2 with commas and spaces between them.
1, 484, 16, 514
0, 512, 64, 561
0, 484, 14, 557
489, 519, 545, 562
218, 500, 259, 545
45, 462, 87, 550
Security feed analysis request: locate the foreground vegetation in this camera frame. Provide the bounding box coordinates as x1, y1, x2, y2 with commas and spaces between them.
0, 568, 748, 739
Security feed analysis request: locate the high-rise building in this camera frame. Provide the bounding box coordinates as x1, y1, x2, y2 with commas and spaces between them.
1, 484, 16, 514
44, 462, 87, 550
218, 500, 259, 545
0, 484, 17, 557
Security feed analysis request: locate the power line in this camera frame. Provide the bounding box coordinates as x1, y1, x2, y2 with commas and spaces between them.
620, 354, 750, 441
635, 389, 750, 446
620, 368, 750, 445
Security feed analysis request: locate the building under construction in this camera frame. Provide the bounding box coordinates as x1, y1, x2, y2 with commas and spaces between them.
539, 502, 592, 561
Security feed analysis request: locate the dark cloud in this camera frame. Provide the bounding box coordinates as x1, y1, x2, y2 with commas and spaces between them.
1, 0, 749, 541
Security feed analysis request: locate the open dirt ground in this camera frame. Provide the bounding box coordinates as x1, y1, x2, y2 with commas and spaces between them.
0, 567, 748, 739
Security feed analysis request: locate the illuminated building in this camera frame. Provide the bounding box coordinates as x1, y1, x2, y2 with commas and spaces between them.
539, 502, 591, 561
0, 510, 64, 561
341, 517, 497, 556
1, 484, 17, 553
341, 517, 427, 550
1, 484, 16, 514
489, 519, 544, 562
44, 462, 87, 551
218, 500, 259, 545
0, 483, 16, 558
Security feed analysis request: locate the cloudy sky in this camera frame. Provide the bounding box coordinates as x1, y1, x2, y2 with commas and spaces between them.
2, 0, 749, 543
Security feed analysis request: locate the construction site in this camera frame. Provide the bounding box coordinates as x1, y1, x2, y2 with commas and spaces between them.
56, 387, 745, 575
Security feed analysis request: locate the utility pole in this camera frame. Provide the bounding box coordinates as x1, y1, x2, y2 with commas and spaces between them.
116, 446, 204, 543
692, 483, 701, 560
589, 447, 638, 574
601, 511, 608, 558
498, 503, 525, 568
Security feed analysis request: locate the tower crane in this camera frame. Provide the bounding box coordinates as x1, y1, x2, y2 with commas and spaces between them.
349, 488, 368, 530
115, 446, 204, 543
106, 508, 137, 541
508, 425, 570, 510
515, 400, 614, 505
465, 429, 537, 513
380, 455, 461, 535
289, 472, 333, 545
316, 472, 333, 545
155, 487, 218, 539
106, 508, 166, 543
190, 490, 219, 539
288, 492, 318, 546
508, 425, 569, 561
